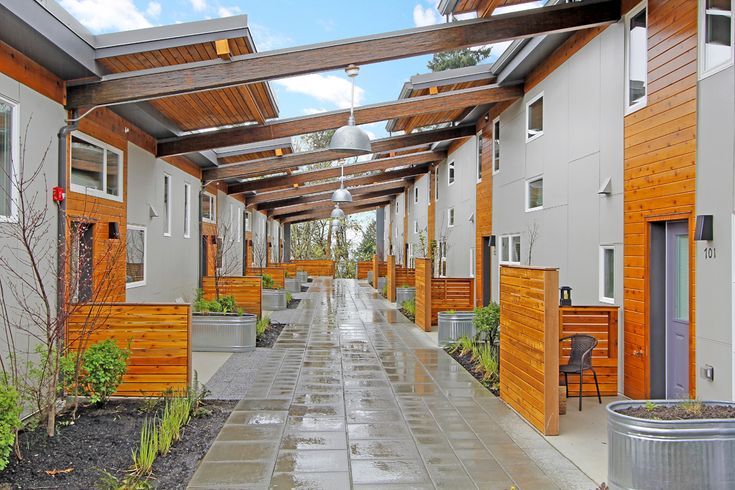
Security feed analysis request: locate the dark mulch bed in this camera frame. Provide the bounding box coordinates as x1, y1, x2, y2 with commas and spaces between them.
0, 399, 234, 489
617, 403, 735, 421
287, 298, 301, 309
399, 307, 415, 322
257, 322, 285, 348
445, 348, 500, 397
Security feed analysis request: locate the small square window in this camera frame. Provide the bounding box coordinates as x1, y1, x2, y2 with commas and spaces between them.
201, 192, 216, 223
700, 0, 734, 76
413, 220, 418, 234
526, 94, 544, 141
70, 132, 123, 201
448, 208, 455, 227
183, 183, 191, 238
414, 186, 419, 204
126, 225, 146, 288
448, 161, 455, 185
499, 234, 521, 265
600, 246, 615, 303
163, 174, 172, 236
526, 177, 543, 211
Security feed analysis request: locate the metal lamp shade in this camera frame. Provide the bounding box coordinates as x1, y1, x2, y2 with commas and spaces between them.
329, 124, 372, 155
331, 186, 353, 203
330, 206, 346, 219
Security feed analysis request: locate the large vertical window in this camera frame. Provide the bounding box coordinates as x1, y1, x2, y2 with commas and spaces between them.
599, 246, 615, 303
526, 176, 544, 211
526, 93, 544, 141
245, 211, 251, 232
163, 174, 171, 236
70, 132, 123, 201
126, 225, 146, 288
183, 183, 191, 238
438, 240, 447, 277
700, 0, 734, 76
201, 192, 215, 223
448, 207, 455, 227
492, 118, 500, 174
476, 131, 483, 182
414, 186, 419, 204
237, 207, 242, 243
413, 220, 418, 234
448, 161, 455, 185
0, 96, 18, 220
499, 234, 521, 265
469, 247, 475, 277
408, 242, 415, 268
626, 3, 647, 111
435, 167, 440, 201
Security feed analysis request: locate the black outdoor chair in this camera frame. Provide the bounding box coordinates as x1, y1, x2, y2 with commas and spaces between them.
559, 334, 601, 411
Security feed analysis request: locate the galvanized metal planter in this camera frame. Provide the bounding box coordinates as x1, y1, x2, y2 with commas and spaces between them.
296, 271, 308, 283
285, 278, 301, 293
377, 277, 387, 291
262, 288, 287, 311
607, 400, 735, 490
396, 287, 415, 305
192, 312, 256, 352
367, 271, 373, 284
438, 311, 475, 345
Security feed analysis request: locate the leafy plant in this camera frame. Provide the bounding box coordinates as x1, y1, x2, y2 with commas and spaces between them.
256, 316, 270, 340
474, 303, 500, 345
457, 336, 474, 357
193, 289, 240, 314
381, 284, 388, 297
476, 344, 499, 389
132, 417, 158, 475
0, 377, 21, 471
286, 292, 293, 305
158, 402, 176, 455
681, 399, 704, 416
262, 274, 275, 289
644, 401, 657, 412
400, 284, 410, 289
63, 339, 130, 405
400, 298, 416, 321
446, 309, 457, 315
97, 471, 154, 490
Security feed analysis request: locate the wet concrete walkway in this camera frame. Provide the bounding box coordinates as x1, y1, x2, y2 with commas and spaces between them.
189, 278, 595, 489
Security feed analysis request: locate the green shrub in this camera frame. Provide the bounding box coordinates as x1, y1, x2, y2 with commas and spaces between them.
474, 302, 500, 345
256, 316, 270, 340
193, 289, 240, 314
218, 295, 237, 313
286, 292, 293, 305
0, 377, 21, 471
132, 417, 158, 475
401, 298, 416, 316
381, 284, 388, 297
476, 344, 499, 389
457, 336, 474, 357
63, 340, 130, 405
262, 274, 275, 289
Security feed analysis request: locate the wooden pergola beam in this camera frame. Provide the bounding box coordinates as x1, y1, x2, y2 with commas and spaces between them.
67, 0, 620, 108
243, 165, 429, 204
230, 151, 442, 194
281, 197, 392, 223
205, 124, 475, 181
161, 85, 519, 157
269, 187, 405, 218
257, 180, 409, 211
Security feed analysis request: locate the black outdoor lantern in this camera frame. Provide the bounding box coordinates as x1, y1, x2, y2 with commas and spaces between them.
560, 286, 573, 306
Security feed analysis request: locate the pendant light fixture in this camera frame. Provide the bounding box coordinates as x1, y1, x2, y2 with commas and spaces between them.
329, 65, 371, 155
331, 160, 352, 203
330, 204, 346, 220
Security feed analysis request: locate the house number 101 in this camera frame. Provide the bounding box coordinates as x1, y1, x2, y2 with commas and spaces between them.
703, 247, 716, 259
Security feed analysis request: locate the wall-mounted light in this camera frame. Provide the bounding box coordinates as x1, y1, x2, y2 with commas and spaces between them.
598, 177, 612, 196
149, 204, 159, 218
695, 215, 713, 241
560, 286, 573, 307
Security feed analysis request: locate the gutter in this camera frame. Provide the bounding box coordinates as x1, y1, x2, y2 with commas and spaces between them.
57, 114, 78, 346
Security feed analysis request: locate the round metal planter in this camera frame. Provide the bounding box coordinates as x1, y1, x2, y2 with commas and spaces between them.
607, 400, 735, 490
437, 311, 475, 345
395, 287, 415, 305
285, 278, 301, 293
377, 277, 387, 291
367, 271, 373, 284
192, 312, 256, 352
296, 271, 308, 283
262, 288, 287, 311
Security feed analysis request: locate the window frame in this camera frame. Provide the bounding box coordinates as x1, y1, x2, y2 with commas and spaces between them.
525, 92, 544, 142
245, 211, 251, 232
448, 160, 456, 186
599, 246, 615, 304
492, 118, 501, 175
70, 131, 124, 202
237, 206, 242, 243
201, 191, 216, 224
0, 95, 19, 222
435, 167, 440, 201
476, 131, 483, 183
624, 2, 648, 114
163, 173, 172, 237
699, 0, 735, 78
448, 207, 455, 228
413, 220, 418, 234
125, 224, 147, 289
525, 176, 544, 212
469, 246, 475, 277
414, 186, 419, 204
183, 182, 191, 239
499, 234, 521, 265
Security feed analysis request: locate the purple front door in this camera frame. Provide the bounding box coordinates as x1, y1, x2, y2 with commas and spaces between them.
665, 220, 689, 398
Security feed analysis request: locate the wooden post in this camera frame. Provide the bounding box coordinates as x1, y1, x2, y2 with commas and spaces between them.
415, 258, 432, 331
372, 254, 379, 289
387, 255, 396, 302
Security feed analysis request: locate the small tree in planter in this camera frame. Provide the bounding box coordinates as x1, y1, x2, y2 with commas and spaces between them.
261, 274, 286, 311
192, 291, 256, 352
473, 303, 500, 349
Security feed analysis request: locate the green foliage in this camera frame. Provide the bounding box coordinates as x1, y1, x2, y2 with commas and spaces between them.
445, 309, 457, 315
355, 219, 377, 262
400, 298, 416, 321
0, 377, 21, 471
476, 344, 499, 389
63, 340, 130, 405
262, 274, 275, 289
381, 284, 388, 297
132, 417, 158, 475
681, 399, 704, 416
400, 284, 410, 289
644, 401, 657, 412
218, 296, 237, 313
473, 302, 500, 345
256, 316, 270, 340
97, 471, 154, 490
193, 290, 239, 314
427, 47, 492, 72
457, 336, 474, 357
286, 292, 293, 305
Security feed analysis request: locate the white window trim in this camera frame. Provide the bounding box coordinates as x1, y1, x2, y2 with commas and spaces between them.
492, 117, 501, 175
525, 92, 544, 143
183, 183, 191, 239
499, 234, 521, 265
0, 95, 19, 223
413, 220, 418, 234
599, 246, 615, 304
163, 173, 172, 237
448, 160, 456, 186
476, 131, 483, 183
448, 207, 455, 227
245, 211, 252, 232
698, 0, 735, 79
237, 207, 242, 243
469, 247, 475, 278
525, 176, 544, 212
202, 191, 216, 224
624, 2, 648, 114
70, 131, 124, 202
125, 225, 147, 289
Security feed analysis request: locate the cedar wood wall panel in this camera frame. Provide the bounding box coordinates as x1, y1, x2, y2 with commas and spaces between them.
201, 276, 262, 317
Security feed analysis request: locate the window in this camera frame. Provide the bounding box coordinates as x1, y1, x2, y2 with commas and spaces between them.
526, 177, 543, 211
70, 132, 123, 201
476, 131, 483, 182
126, 225, 146, 288
163, 174, 171, 236
201, 192, 215, 223
413, 220, 418, 234
600, 246, 615, 303
183, 183, 191, 238
492, 118, 500, 174
396, 200, 399, 215
448, 161, 455, 185
229, 204, 235, 240
448, 207, 455, 227
408, 242, 415, 268
245, 211, 251, 231
499, 234, 521, 265
0, 96, 18, 221
438, 240, 448, 277
435, 167, 439, 201
469, 247, 475, 277
700, 0, 734, 76
625, 3, 647, 111
414, 186, 419, 204
236, 207, 242, 243
526, 93, 544, 141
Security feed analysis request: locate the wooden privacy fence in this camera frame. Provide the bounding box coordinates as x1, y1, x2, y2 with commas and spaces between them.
386, 255, 416, 303
560, 306, 619, 396
67, 303, 191, 396
202, 276, 262, 317
499, 265, 559, 436
357, 261, 372, 279
396, 267, 416, 288
269, 262, 298, 276
371, 255, 387, 289
247, 266, 286, 288
291, 260, 335, 277
414, 257, 474, 330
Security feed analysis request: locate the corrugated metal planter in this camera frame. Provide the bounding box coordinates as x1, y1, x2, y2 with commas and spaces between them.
607, 400, 735, 490
377, 277, 387, 291
396, 287, 415, 305
296, 271, 308, 283
285, 278, 301, 293
367, 271, 373, 284
192, 312, 256, 352
438, 311, 475, 345
262, 288, 287, 311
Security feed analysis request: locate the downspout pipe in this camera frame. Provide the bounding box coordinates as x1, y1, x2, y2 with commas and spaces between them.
57, 114, 78, 329
198, 186, 204, 287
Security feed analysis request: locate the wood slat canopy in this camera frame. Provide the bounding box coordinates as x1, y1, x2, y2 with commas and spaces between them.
256, 180, 409, 211
243, 165, 429, 203
283, 200, 392, 224
205, 124, 475, 181
270, 187, 405, 218
161, 85, 520, 157
67, 0, 620, 108
231, 151, 443, 194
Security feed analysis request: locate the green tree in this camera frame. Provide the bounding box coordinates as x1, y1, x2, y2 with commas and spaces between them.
355, 219, 377, 262
427, 47, 492, 72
